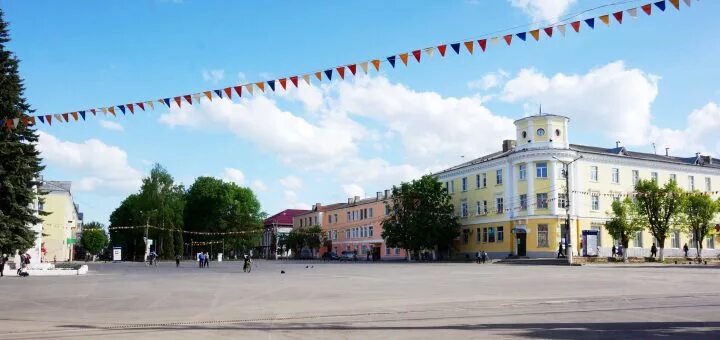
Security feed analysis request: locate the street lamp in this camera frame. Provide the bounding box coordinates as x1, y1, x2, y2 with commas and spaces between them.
553, 155, 583, 265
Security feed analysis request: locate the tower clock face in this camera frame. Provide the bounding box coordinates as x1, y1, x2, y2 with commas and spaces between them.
536, 128, 545, 137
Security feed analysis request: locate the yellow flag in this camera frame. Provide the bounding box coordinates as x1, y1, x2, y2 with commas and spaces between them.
204, 91, 213, 101
315, 71, 322, 81
100, 107, 108, 114
359, 61, 369, 74
464, 41, 474, 54
302, 74, 311, 85
399, 53, 408, 66
245, 84, 254, 96
599, 14, 610, 26
371, 59, 380, 71
530, 29, 540, 41
108, 107, 116, 116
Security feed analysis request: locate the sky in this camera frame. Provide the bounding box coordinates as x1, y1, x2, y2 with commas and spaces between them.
2, 0, 719, 224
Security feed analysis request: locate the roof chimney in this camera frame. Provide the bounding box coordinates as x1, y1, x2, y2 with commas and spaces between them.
353, 196, 360, 203
384, 189, 390, 199
376, 191, 382, 200
502, 140, 516, 152
616, 141, 621, 148
665, 147, 669, 157
348, 197, 353, 204
315, 203, 322, 211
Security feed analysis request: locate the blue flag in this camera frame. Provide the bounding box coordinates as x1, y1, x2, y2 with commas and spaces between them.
117, 105, 126, 114
79, 111, 86, 120
516, 32, 527, 41
324, 69, 333, 80
654, 0, 666, 11
585, 18, 595, 29
38, 116, 45, 124
450, 43, 461, 54
163, 98, 171, 107
387, 56, 396, 68
267, 80, 275, 91
214, 90, 223, 98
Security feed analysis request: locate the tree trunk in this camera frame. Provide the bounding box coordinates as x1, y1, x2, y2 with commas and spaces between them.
696, 237, 703, 262
658, 247, 665, 262
623, 250, 629, 263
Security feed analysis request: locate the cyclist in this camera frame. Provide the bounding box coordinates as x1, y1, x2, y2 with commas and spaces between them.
243, 254, 252, 273
148, 251, 158, 266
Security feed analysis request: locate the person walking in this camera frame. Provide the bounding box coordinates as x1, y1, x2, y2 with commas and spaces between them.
557, 242, 565, 258
175, 254, 181, 267
650, 243, 657, 258
611, 245, 617, 258
482, 251, 488, 264
198, 252, 204, 268
476, 251, 481, 264
683, 243, 689, 258
0, 254, 8, 277
204, 252, 210, 268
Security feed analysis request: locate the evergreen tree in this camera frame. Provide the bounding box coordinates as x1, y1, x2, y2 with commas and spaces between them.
0, 10, 43, 254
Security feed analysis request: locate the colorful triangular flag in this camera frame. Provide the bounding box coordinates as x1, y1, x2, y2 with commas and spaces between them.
214, 89, 223, 98
91, 108, 97, 115
571, 21, 581, 32
642, 3, 652, 15
162, 98, 171, 107
302, 74, 311, 85
613, 11, 623, 23
278, 78, 287, 90
503, 34, 512, 45
224, 87, 233, 98
55, 113, 64, 122
557, 24, 566, 36
463, 41, 474, 54
290, 76, 299, 87
245, 84, 254, 95
137, 102, 145, 111
399, 53, 409, 65
655, 1, 666, 11
336, 66, 345, 79
437, 44, 447, 57
359, 62, 369, 74
516, 32, 527, 41
530, 29, 540, 41
79, 111, 86, 120
585, 18, 595, 29
348, 64, 357, 75
61, 113, 69, 121
118, 105, 127, 114
627, 7, 638, 18
234, 86, 243, 97
267, 80, 275, 91
450, 43, 461, 54
387, 56, 396, 68
478, 39, 487, 51
70, 112, 78, 121
371, 59, 381, 71
173, 97, 182, 108
256, 82, 265, 92
315, 71, 322, 81
204, 91, 213, 101
599, 14, 610, 26
425, 47, 434, 58
127, 104, 134, 114
146, 101, 154, 110
323, 69, 333, 80
412, 50, 421, 62
38, 116, 45, 124
669, 0, 679, 10
544, 27, 553, 37
184, 95, 192, 105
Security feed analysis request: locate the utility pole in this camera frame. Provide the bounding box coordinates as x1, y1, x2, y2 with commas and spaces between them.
144, 215, 149, 264
554, 155, 583, 265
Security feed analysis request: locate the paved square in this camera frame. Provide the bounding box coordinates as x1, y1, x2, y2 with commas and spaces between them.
1, 260, 719, 339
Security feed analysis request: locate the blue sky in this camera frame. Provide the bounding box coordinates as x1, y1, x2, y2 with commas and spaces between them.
3, 0, 719, 224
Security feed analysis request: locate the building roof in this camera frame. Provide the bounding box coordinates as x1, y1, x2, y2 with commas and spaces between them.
264, 209, 310, 227
40, 181, 72, 193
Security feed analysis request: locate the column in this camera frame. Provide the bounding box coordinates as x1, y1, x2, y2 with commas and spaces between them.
527, 161, 535, 216
550, 160, 558, 216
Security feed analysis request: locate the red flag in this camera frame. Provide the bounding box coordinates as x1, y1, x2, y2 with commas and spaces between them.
137, 102, 145, 111
278, 78, 287, 90
174, 97, 182, 107
336, 67, 345, 79
183, 95, 192, 105
571, 21, 581, 32
544, 27, 553, 37
62, 113, 70, 121
127, 103, 135, 114
290, 76, 299, 87
478, 39, 487, 52
27, 116, 35, 126
613, 11, 623, 23
224, 87, 233, 99
348, 64, 357, 75
90, 109, 96, 115
234, 86, 243, 97
437, 44, 447, 56
46, 115, 52, 125
642, 3, 652, 15
503, 34, 512, 45
412, 50, 421, 62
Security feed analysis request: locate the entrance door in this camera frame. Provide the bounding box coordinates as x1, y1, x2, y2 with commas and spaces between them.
517, 231, 527, 257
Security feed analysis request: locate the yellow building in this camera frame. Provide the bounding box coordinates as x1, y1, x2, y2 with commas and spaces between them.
437, 114, 720, 259
39, 181, 83, 262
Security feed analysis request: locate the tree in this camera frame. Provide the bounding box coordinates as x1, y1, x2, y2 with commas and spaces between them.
281, 225, 324, 258
634, 179, 685, 261
382, 175, 460, 260
605, 198, 644, 263
0, 10, 44, 255
81, 222, 108, 260
680, 192, 720, 261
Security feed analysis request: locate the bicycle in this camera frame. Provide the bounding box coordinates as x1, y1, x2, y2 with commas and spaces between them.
243, 260, 252, 273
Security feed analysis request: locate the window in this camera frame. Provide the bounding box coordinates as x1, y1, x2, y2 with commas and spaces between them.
362, 245, 367, 254
462, 229, 469, 244
670, 174, 677, 183
483, 200, 488, 214
369, 226, 373, 237
590, 223, 603, 247
538, 224, 549, 247
520, 194, 528, 211
519, 164, 527, 180
536, 128, 545, 136
444, 181, 450, 193
497, 227, 504, 242
488, 227, 495, 243
706, 177, 712, 192
449, 180, 455, 193
385, 205, 391, 215
300, 219, 303, 227
672, 231, 680, 248
461, 201, 468, 218
395, 247, 400, 255
328, 214, 332, 224
612, 168, 619, 183
482, 227, 488, 243
590, 166, 598, 181
482, 173, 487, 187
632, 170, 640, 185
633, 231, 643, 248
536, 162, 548, 178
707, 237, 715, 249
461, 177, 468, 192
346, 230, 350, 239
476, 174, 481, 188
558, 193, 567, 209
476, 228, 482, 242
496, 169, 503, 185
476, 201, 481, 215
496, 198, 504, 214
385, 247, 390, 255
591, 194, 600, 211
651, 172, 658, 182
369, 208, 373, 218
689, 176, 695, 191
346, 212, 350, 221
536, 193, 548, 209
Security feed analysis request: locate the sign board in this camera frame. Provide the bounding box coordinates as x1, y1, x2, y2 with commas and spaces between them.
67, 238, 76, 245
113, 247, 122, 261
582, 230, 599, 256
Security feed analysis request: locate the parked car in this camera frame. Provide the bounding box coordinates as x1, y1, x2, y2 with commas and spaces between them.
340, 251, 358, 261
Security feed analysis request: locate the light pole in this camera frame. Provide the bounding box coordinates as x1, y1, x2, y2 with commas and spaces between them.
553, 155, 583, 265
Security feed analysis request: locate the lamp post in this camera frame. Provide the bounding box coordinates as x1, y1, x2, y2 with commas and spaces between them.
553, 155, 583, 265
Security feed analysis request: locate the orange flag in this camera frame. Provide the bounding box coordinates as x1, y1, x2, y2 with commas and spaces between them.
336, 66, 346, 79
669, 0, 680, 10
464, 41, 474, 54
599, 14, 610, 26
399, 53, 409, 66
256, 82, 265, 92
224, 87, 233, 99
108, 107, 116, 116
174, 97, 182, 107
204, 91, 213, 101
70, 112, 78, 121
371, 59, 380, 71
279, 78, 287, 90
530, 29, 540, 41
314, 71, 322, 81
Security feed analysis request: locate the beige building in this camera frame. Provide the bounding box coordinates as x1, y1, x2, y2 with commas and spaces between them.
39, 181, 83, 262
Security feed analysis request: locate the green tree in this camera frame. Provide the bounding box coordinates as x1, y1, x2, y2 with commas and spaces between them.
81, 222, 109, 259
281, 225, 324, 258
605, 198, 644, 263
634, 179, 685, 261
109, 194, 145, 260
0, 10, 43, 255
680, 192, 720, 261
184, 177, 264, 256
382, 175, 460, 260
137, 164, 185, 258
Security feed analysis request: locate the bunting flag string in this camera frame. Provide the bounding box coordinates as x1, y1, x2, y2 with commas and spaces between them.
1, 0, 694, 130
108, 225, 263, 236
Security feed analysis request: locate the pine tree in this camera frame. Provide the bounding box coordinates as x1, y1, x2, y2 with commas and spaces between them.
0, 9, 43, 254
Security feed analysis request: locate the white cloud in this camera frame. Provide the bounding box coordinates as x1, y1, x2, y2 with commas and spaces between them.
202, 69, 225, 84
99, 120, 124, 132
222, 167, 245, 185
342, 184, 365, 198
468, 70, 509, 91
251, 179, 268, 192
283, 190, 310, 210
508, 0, 576, 22
279, 175, 303, 190
36, 131, 142, 193
500, 61, 659, 146
649, 102, 720, 157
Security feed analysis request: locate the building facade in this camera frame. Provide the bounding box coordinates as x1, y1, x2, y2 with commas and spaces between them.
261, 209, 309, 259
436, 114, 720, 259
39, 181, 83, 262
